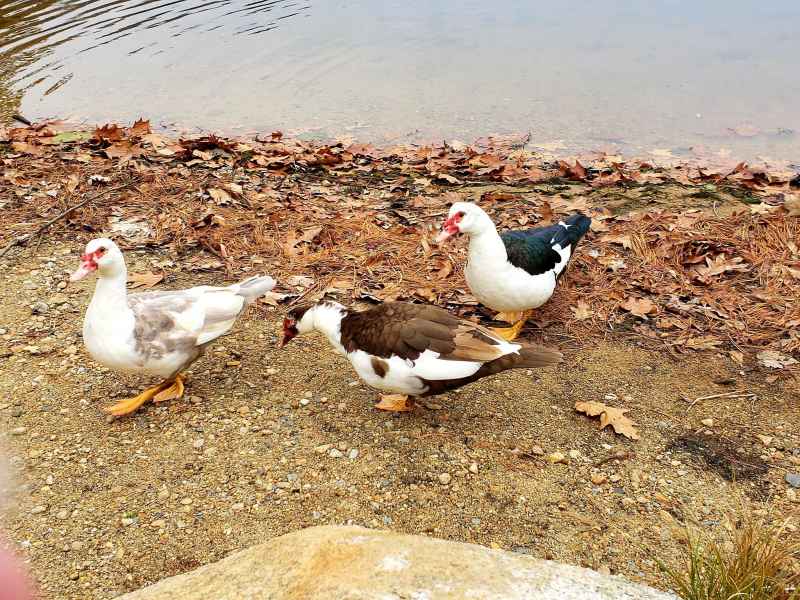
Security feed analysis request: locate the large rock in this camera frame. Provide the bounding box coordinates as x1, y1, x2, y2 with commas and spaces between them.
117, 526, 676, 600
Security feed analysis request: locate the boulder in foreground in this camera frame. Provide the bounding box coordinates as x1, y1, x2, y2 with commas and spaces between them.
117, 525, 677, 600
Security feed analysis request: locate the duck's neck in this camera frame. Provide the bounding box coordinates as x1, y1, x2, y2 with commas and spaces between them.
88, 268, 130, 316
467, 224, 508, 268
311, 304, 347, 355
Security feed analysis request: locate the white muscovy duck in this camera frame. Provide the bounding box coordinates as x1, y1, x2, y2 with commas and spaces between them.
70, 238, 275, 416
436, 202, 591, 340
280, 300, 561, 411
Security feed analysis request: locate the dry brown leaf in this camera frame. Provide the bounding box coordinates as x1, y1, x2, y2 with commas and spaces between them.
756, 350, 798, 369
208, 187, 233, 206
128, 271, 164, 289
284, 226, 323, 257
620, 296, 657, 319
785, 195, 800, 217
94, 124, 124, 143
574, 401, 640, 440
129, 118, 151, 137
601, 234, 632, 249
695, 254, 748, 278
571, 301, 593, 320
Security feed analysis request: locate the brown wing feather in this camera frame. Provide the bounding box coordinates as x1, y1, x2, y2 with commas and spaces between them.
340, 302, 506, 362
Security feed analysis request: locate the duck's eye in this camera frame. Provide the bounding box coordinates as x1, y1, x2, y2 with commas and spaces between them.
456, 211, 466, 219
96, 247, 106, 255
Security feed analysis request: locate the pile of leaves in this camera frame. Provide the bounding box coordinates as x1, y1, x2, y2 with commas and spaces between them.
1, 119, 798, 373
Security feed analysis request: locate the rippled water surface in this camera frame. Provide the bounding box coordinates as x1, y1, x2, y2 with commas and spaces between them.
1, 0, 799, 159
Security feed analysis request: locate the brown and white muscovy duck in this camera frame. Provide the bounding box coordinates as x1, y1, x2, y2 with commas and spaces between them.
436, 202, 591, 341
70, 238, 276, 416
280, 300, 562, 411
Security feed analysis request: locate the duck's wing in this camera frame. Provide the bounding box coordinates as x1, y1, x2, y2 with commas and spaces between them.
339, 302, 523, 381
501, 213, 591, 278
127, 275, 275, 350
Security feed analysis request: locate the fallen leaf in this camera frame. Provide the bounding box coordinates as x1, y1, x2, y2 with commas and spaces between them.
695, 254, 748, 278
785, 195, 800, 217
104, 141, 140, 160
207, 187, 233, 206
601, 234, 632, 249
575, 401, 640, 440
286, 275, 314, 288
94, 123, 124, 142
129, 118, 151, 137
284, 226, 323, 257
620, 297, 657, 319
128, 271, 164, 289
557, 160, 587, 181
756, 350, 798, 369
571, 301, 593, 320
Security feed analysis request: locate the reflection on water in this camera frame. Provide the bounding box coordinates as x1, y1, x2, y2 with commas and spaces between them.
1, 0, 799, 160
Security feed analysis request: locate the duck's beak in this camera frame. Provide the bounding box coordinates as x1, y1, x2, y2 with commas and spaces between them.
435, 216, 459, 243
69, 254, 96, 282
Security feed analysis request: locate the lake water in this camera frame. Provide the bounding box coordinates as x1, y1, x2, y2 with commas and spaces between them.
1, 0, 799, 161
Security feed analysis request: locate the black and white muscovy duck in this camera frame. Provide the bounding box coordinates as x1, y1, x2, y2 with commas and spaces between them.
436, 202, 591, 340
70, 238, 276, 416
280, 300, 561, 411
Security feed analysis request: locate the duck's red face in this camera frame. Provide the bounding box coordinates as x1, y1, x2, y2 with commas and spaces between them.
69, 246, 107, 282
280, 317, 299, 348
436, 211, 465, 243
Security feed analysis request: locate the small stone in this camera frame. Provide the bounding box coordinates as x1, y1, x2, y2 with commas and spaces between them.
701, 418, 714, 427
299, 398, 310, 407
232, 503, 245, 511
11, 427, 27, 436
468, 462, 479, 474
157, 487, 169, 500
192, 438, 205, 450
568, 449, 581, 460
150, 519, 166, 529
328, 449, 344, 459
121, 517, 136, 526
547, 452, 567, 464
180, 497, 193, 505
438, 473, 452, 485
30, 301, 49, 315
347, 449, 359, 460
56, 509, 69, 520
304, 391, 313, 399
30, 505, 47, 515
529, 445, 544, 456
603, 393, 618, 401
46, 475, 54, 485
785, 473, 800, 489
265, 368, 278, 375
314, 444, 331, 454
756, 434, 773, 447
609, 474, 622, 483
591, 473, 607, 485
787, 488, 798, 503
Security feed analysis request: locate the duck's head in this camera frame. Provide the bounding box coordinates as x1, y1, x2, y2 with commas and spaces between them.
280, 300, 346, 348
436, 202, 492, 242
70, 238, 125, 282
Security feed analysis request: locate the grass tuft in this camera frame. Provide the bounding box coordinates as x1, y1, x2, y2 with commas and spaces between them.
660, 516, 800, 600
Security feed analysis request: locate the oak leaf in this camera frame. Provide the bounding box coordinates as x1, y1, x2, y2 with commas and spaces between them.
571, 301, 593, 320
756, 350, 798, 369
128, 271, 164, 289
620, 296, 657, 319
575, 401, 640, 440
695, 254, 748, 278
129, 118, 151, 137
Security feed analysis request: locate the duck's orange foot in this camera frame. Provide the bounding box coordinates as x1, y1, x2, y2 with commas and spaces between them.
490, 310, 533, 341
153, 374, 186, 402
104, 382, 168, 417
374, 394, 414, 412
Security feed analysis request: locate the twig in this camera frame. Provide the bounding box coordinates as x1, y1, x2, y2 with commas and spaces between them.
0, 183, 130, 258
684, 389, 756, 413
